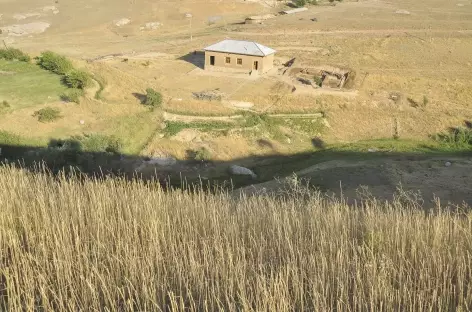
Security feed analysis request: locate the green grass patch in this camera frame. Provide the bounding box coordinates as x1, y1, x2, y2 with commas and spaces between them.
104, 112, 161, 155
164, 121, 234, 137
78, 134, 122, 154
61, 88, 84, 104
94, 75, 107, 100
0, 60, 69, 109
33, 107, 62, 123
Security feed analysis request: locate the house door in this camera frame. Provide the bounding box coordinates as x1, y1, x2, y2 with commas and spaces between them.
210, 56, 215, 66
253, 61, 259, 70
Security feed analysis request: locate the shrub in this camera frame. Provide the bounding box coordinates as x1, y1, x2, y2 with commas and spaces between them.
61, 89, 84, 104
1, 100, 10, 108
80, 134, 122, 154
0, 48, 31, 62
33, 107, 62, 123
144, 88, 163, 109
294, 0, 306, 7
63, 70, 92, 89
313, 75, 323, 87
37, 51, 73, 75
433, 127, 472, 148
194, 147, 211, 162
0, 130, 22, 145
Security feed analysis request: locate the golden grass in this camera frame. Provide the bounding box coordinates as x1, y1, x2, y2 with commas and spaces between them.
164, 99, 235, 116
1, 165, 471, 311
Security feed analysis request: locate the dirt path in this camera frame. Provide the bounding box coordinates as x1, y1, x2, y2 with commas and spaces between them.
229, 28, 472, 37
163, 112, 241, 123
163, 111, 325, 122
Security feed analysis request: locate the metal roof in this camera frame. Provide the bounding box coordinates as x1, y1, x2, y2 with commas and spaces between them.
204, 40, 276, 57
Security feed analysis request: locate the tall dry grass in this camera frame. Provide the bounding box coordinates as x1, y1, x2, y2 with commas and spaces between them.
0, 165, 471, 311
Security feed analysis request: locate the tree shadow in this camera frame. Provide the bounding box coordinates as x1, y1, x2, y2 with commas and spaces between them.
178, 51, 205, 70
132, 92, 146, 104
257, 139, 274, 150
311, 137, 326, 149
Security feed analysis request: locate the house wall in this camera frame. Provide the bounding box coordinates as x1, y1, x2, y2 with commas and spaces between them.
262, 54, 274, 73
204, 51, 274, 74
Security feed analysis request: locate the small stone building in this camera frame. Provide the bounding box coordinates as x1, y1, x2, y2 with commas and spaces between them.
204, 39, 276, 74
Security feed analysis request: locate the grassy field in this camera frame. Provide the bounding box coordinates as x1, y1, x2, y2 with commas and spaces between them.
0, 60, 68, 109
0, 166, 471, 311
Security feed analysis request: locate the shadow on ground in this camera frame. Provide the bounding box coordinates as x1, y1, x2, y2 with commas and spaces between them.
1, 134, 472, 207
178, 51, 205, 70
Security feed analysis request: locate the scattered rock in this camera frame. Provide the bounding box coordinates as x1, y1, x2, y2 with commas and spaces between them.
395, 10, 411, 15
159, 122, 167, 130
115, 18, 131, 27
0, 22, 51, 36
185, 13, 193, 18
229, 165, 257, 179
147, 157, 177, 166
445, 161, 452, 167
192, 89, 225, 101
142, 22, 161, 30
368, 148, 378, 153
457, 3, 465, 7
79, 120, 85, 125
13, 13, 41, 21
310, 17, 318, 22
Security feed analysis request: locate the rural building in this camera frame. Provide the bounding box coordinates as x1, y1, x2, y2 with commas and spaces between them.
203, 40, 276, 74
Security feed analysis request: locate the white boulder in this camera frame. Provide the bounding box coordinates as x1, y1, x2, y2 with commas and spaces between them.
115, 18, 131, 27
229, 165, 257, 179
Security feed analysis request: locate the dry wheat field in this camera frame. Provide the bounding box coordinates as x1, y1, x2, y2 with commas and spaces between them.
0, 165, 471, 311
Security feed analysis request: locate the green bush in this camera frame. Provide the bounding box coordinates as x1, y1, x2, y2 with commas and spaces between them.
80, 134, 122, 154
194, 147, 211, 162
33, 107, 62, 123
0, 48, 31, 62
0, 130, 22, 145
433, 127, 472, 148
61, 89, 84, 104
144, 88, 163, 109
294, 0, 306, 7
63, 70, 92, 89
37, 51, 73, 75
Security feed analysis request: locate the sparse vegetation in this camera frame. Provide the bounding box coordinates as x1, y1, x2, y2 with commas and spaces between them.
0, 130, 22, 145
63, 69, 92, 89
61, 88, 84, 103
0, 100, 10, 113
164, 120, 234, 137
0, 48, 31, 62
432, 126, 472, 149
194, 146, 212, 161
78, 134, 123, 154
94, 74, 107, 100
144, 88, 163, 109
0, 166, 471, 311
33, 107, 62, 123
37, 51, 73, 75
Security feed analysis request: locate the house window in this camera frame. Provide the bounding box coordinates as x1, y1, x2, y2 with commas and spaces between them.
225, 57, 231, 64
237, 58, 243, 65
